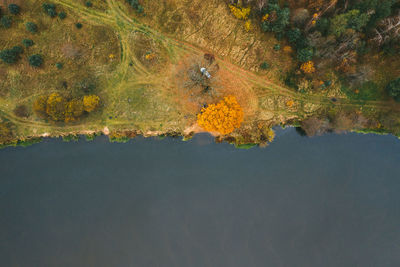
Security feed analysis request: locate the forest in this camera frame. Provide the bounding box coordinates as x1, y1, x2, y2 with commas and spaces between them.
228, 0, 400, 135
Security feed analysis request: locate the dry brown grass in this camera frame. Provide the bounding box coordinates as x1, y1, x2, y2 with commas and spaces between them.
134, 0, 294, 76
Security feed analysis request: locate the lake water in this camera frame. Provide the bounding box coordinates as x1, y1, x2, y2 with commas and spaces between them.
0, 128, 400, 267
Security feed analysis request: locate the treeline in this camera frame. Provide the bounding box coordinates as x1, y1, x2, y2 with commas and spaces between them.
33, 93, 100, 122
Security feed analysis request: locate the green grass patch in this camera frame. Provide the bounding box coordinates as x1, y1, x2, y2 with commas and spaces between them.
341, 81, 385, 101
235, 143, 257, 149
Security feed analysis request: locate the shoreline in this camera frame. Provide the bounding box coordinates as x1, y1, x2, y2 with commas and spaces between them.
1, 124, 398, 150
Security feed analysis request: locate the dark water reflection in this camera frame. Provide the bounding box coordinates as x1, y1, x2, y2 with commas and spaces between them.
0, 129, 400, 267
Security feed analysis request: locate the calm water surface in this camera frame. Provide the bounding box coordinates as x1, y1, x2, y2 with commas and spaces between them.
0, 129, 400, 267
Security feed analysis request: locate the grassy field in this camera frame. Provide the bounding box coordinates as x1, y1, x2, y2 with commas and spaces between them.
0, 0, 399, 146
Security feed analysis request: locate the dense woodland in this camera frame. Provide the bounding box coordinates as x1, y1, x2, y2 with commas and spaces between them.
229, 0, 400, 136
231, 0, 400, 94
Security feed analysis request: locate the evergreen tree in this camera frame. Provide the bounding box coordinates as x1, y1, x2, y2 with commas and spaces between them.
0, 16, 12, 28
8, 4, 20, 15
22, 39, 34, 47
28, 54, 43, 67
42, 3, 57, 17
26, 22, 38, 33
0, 46, 23, 64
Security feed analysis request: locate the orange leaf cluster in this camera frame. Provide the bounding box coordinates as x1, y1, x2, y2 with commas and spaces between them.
286, 100, 295, 107
197, 96, 244, 135
300, 61, 316, 74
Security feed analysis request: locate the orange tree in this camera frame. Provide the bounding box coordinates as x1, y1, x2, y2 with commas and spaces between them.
197, 96, 244, 135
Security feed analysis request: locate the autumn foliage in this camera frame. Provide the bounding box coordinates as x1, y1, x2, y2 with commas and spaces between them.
46, 93, 66, 121
33, 93, 100, 122
300, 61, 316, 74
229, 5, 251, 20
83, 95, 100, 112
197, 96, 244, 135
65, 99, 84, 122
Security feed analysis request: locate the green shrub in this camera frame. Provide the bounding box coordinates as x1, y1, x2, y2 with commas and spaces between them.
109, 135, 130, 143
11, 46, 23, 54
297, 48, 313, 62
8, 4, 20, 15
25, 22, 38, 33
125, 0, 144, 13
286, 28, 301, 44
284, 71, 299, 90
273, 44, 281, 51
127, 0, 139, 8
58, 12, 67, 19
42, 3, 57, 17
1, 16, 12, 28
0, 46, 23, 64
55, 62, 63, 69
28, 54, 43, 67
260, 62, 270, 70
62, 135, 79, 142
235, 143, 257, 149
76, 78, 96, 94
85, 133, 100, 141
261, 3, 290, 35
22, 39, 34, 47
137, 5, 144, 13
75, 22, 82, 29
0, 50, 18, 64
85, 1, 93, 7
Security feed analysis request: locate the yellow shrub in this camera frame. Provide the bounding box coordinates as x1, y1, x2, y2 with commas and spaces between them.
145, 53, 156, 60
286, 100, 294, 107
83, 95, 100, 112
229, 5, 251, 20
244, 20, 252, 32
197, 96, 244, 135
300, 61, 316, 74
265, 128, 275, 143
